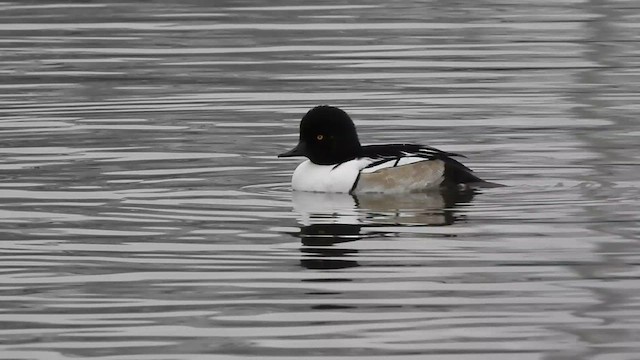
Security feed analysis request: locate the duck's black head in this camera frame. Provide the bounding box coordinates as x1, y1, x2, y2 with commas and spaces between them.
279, 105, 362, 165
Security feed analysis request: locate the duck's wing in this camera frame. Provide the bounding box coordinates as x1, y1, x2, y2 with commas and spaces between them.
360, 144, 464, 168
361, 144, 464, 160
360, 144, 485, 184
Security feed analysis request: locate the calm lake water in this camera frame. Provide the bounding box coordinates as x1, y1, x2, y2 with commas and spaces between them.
1, 1, 640, 359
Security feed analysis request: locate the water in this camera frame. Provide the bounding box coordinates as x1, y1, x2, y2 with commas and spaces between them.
1, 1, 640, 359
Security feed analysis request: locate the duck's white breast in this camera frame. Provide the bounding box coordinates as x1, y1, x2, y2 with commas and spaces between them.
291, 159, 370, 193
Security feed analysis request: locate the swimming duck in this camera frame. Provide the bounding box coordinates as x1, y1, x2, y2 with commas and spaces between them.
279, 105, 491, 193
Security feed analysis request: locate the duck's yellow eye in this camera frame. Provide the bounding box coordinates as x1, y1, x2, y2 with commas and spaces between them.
316, 134, 324, 141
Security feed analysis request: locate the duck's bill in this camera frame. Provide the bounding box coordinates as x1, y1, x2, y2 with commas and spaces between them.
278, 142, 306, 157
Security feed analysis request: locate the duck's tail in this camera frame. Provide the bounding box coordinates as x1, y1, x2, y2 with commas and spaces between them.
442, 158, 504, 188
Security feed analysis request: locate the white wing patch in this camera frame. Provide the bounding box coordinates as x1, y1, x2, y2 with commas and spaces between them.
361, 156, 425, 173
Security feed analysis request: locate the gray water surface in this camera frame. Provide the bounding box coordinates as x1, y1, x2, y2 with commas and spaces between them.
1, 1, 640, 359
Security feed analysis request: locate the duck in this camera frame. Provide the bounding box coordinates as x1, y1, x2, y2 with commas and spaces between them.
279, 105, 494, 193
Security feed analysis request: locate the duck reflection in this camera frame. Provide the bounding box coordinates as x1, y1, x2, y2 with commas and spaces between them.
299, 224, 362, 270
292, 189, 475, 270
